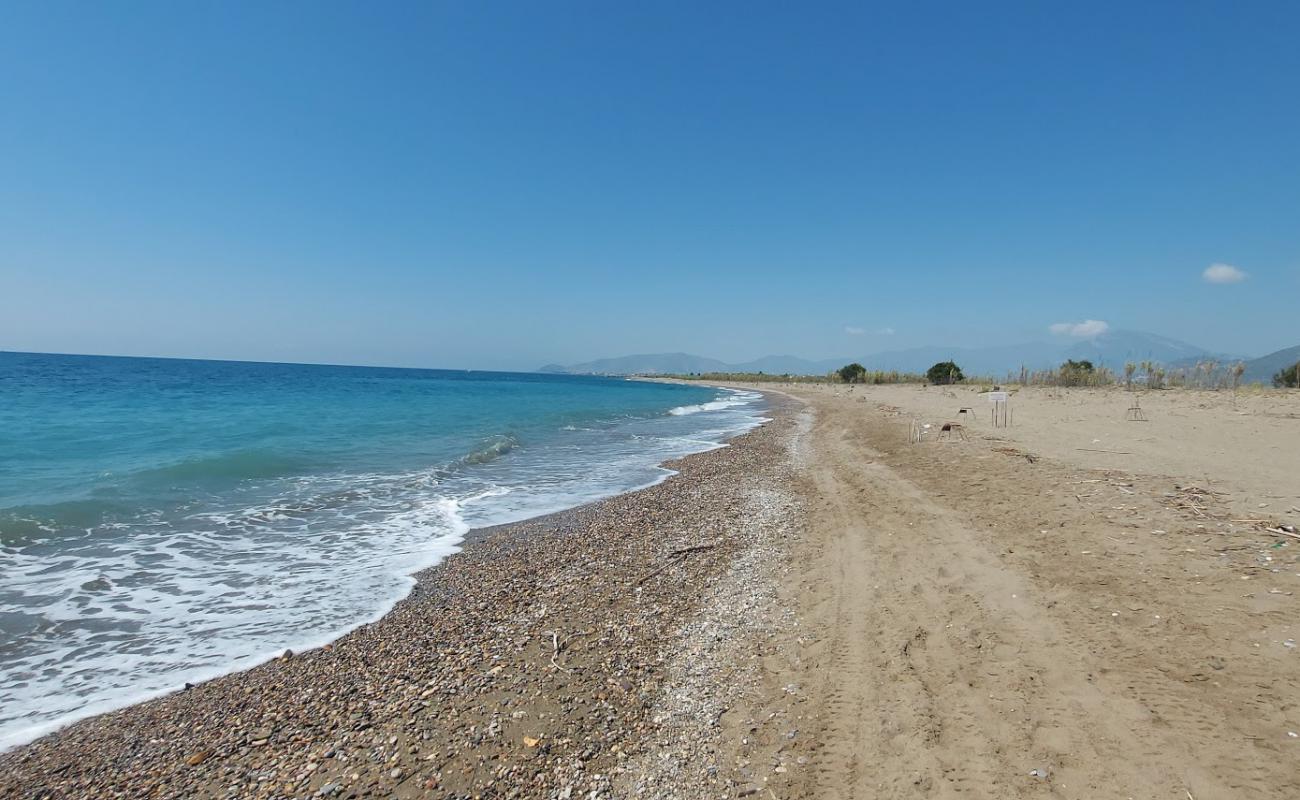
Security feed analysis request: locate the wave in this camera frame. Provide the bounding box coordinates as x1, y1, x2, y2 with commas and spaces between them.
0, 483, 476, 752
0, 500, 133, 547
668, 389, 762, 416
456, 435, 519, 466
129, 449, 310, 486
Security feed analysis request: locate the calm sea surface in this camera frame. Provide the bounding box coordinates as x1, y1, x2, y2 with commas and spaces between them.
0, 352, 765, 748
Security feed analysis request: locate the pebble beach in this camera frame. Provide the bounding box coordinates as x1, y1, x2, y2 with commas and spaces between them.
1, 394, 802, 800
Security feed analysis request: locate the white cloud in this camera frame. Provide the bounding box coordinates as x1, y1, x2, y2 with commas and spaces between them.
844, 326, 866, 335
1203, 263, 1247, 284
878, 327, 896, 335
1049, 319, 1110, 338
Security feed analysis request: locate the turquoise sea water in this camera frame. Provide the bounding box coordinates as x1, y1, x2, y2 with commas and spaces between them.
0, 352, 765, 748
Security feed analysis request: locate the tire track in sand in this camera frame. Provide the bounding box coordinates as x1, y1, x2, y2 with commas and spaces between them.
781, 400, 1203, 799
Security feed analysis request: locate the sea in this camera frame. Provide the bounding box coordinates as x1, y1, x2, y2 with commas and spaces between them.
0, 352, 766, 749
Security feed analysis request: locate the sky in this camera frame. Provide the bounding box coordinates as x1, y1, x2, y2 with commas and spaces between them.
2, 1, 1297, 370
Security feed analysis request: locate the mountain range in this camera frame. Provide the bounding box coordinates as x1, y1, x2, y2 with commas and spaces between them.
539, 330, 1293, 380
1242, 345, 1300, 383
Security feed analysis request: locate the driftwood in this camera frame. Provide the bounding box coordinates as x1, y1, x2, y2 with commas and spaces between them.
636, 543, 719, 586
1165, 484, 1228, 520
1076, 448, 1132, 454
541, 629, 589, 673
669, 543, 717, 557
547, 631, 570, 673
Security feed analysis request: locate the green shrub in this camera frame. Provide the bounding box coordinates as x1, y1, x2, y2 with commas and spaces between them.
926, 361, 963, 385
1275, 363, 1300, 388
837, 363, 868, 383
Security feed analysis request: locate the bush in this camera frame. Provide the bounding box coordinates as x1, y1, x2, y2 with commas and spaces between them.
1058, 359, 1096, 387
926, 360, 963, 385
837, 363, 867, 384
1275, 363, 1300, 388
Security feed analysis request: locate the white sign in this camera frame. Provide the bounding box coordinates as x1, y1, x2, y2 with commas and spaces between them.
987, 391, 1009, 403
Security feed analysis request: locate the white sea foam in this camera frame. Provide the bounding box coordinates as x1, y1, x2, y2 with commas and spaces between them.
668, 388, 763, 416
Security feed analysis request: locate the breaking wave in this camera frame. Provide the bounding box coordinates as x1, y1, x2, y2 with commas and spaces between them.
668, 389, 763, 416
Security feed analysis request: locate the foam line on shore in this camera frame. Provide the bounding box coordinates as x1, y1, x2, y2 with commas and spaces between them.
0, 388, 769, 752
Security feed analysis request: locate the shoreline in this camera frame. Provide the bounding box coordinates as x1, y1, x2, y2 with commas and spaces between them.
2, 391, 803, 799
14, 379, 1292, 797
0, 385, 765, 756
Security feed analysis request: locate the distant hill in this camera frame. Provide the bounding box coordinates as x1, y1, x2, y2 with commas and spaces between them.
538, 330, 1228, 378
727, 354, 831, 375
1242, 345, 1300, 384
834, 342, 1064, 376
1062, 330, 1229, 369
537, 352, 732, 375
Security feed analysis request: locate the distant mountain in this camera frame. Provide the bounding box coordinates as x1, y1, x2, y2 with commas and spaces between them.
1242, 345, 1300, 384
538, 331, 1236, 377
727, 354, 830, 375
1062, 330, 1223, 369
538, 352, 731, 375
836, 342, 1064, 376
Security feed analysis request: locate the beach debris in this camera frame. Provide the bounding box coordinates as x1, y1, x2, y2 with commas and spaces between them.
909, 419, 923, 444
635, 542, 718, 586
1126, 395, 1148, 421
937, 422, 969, 442
989, 391, 1011, 427
992, 446, 1038, 464
1260, 525, 1300, 542
543, 630, 574, 674
1164, 485, 1224, 520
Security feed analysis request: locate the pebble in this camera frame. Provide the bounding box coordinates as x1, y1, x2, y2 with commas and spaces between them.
0, 396, 802, 800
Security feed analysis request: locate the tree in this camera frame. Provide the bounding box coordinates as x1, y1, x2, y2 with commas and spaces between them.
926, 360, 963, 385
1275, 363, 1300, 389
1063, 359, 1094, 372
837, 363, 867, 383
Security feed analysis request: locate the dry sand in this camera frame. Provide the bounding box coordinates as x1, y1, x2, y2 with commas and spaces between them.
721, 382, 1300, 800
5, 383, 1299, 799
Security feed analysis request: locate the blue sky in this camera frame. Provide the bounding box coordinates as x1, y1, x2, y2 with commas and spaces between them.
2, 1, 1297, 369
